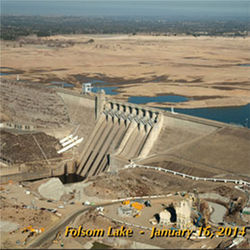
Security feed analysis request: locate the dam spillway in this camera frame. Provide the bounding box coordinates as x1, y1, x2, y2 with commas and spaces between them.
76, 91, 163, 178
1, 83, 250, 184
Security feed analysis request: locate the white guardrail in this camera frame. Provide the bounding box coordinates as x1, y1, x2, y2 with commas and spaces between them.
123, 163, 250, 187
111, 193, 173, 203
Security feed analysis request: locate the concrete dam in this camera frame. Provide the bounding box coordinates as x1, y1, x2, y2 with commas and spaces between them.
76, 91, 163, 178
1, 84, 249, 184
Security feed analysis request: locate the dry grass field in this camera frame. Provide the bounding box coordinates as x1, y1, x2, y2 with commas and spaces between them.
1, 34, 250, 108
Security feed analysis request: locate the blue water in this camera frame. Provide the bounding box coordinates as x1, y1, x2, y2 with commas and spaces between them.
128, 95, 189, 104
238, 64, 250, 67
162, 104, 250, 128
0, 69, 248, 127
92, 86, 118, 95
1, 1, 249, 21
89, 80, 106, 84
90, 83, 249, 128
88, 79, 119, 95
86, 79, 249, 128
0, 72, 10, 76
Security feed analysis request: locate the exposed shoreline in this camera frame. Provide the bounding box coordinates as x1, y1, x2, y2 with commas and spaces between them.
1, 34, 250, 109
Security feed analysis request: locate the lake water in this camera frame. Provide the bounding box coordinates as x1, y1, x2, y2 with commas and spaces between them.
238, 64, 250, 67
128, 95, 189, 104
2, 0, 249, 21
0, 70, 248, 127
92, 86, 118, 95
90, 84, 249, 128
161, 104, 250, 128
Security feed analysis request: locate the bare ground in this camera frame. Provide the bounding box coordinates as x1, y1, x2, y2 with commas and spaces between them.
0, 130, 62, 164
84, 168, 245, 201
0, 79, 70, 128
1, 35, 250, 109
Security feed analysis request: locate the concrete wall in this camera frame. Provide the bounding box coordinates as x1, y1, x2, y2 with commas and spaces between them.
76, 93, 164, 176
139, 113, 164, 158
0, 169, 52, 183
109, 155, 129, 173
0, 161, 74, 184
57, 91, 95, 109
56, 90, 96, 154
163, 115, 218, 134
75, 92, 224, 176
0, 122, 35, 131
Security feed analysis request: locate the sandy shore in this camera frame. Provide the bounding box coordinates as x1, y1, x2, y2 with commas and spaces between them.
1, 34, 250, 108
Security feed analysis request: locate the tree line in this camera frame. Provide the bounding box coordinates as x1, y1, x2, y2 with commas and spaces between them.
1, 16, 249, 40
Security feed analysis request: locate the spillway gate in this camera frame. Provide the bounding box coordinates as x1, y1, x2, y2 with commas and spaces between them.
76, 91, 163, 178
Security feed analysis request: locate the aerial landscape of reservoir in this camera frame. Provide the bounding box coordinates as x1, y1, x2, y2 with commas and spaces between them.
1, 1, 250, 249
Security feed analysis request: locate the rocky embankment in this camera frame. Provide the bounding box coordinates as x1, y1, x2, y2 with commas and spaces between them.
0, 79, 70, 128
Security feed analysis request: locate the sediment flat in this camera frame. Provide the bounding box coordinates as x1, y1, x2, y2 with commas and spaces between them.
1, 34, 250, 108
